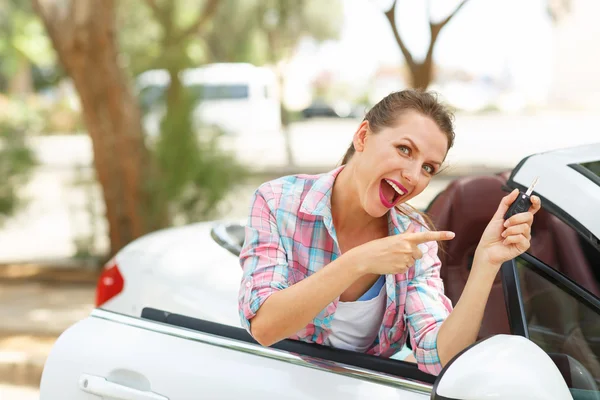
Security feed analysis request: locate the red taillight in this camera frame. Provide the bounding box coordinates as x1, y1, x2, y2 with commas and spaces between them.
95, 260, 124, 307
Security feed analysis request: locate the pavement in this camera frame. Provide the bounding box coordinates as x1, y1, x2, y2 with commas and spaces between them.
0, 384, 40, 400
0, 266, 97, 395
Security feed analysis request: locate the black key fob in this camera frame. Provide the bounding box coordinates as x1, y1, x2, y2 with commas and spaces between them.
504, 177, 538, 220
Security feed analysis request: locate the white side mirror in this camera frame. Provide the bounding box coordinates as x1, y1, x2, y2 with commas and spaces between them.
432, 335, 573, 400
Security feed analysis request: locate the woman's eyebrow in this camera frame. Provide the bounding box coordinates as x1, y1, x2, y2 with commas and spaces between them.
404, 138, 443, 166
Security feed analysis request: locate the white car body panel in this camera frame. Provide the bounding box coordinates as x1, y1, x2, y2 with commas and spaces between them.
436, 335, 573, 399
103, 222, 243, 326
510, 142, 600, 240
40, 310, 430, 400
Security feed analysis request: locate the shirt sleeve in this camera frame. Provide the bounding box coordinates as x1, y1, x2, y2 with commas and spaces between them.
405, 220, 454, 376
238, 186, 290, 333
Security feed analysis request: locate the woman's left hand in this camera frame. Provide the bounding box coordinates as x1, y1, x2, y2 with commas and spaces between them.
475, 189, 542, 268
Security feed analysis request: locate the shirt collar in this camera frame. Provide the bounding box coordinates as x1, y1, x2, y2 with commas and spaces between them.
299, 165, 345, 218
388, 205, 412, 235
300, 165, 413, 235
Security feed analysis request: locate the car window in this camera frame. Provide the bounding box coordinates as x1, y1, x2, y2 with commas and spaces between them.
188, 84, 249, 100
580, 161, 600, 178
515, 256, 600, 398
527, 210, 600, 296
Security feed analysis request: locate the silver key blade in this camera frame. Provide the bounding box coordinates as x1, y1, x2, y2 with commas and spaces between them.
525, 176, 539, 196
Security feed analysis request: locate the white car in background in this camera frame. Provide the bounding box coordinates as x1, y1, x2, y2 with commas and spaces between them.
137, 62, 282, 139
43, 143, 600, 399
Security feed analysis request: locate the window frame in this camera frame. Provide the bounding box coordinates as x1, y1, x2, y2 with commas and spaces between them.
569, 162, 600, 188
507, 156, 600, 254
502, 251, 600, 340
138, 307, 438, 390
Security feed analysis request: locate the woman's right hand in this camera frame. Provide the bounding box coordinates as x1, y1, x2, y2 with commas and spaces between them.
349, 223, 455, 276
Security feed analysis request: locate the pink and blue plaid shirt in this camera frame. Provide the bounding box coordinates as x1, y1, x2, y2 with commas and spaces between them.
238, 166, 453, 375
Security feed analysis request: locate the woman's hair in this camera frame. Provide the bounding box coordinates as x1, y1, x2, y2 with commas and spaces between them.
341, 89, 456, 235
341, 89, 455, 164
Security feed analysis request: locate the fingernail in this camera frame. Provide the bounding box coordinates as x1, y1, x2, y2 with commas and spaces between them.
504, 220, 509, 227
446, 232, 455, 239
501, 231, 506, 238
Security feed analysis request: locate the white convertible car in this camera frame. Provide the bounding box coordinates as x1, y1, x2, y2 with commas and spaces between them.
41, 143, 600, 399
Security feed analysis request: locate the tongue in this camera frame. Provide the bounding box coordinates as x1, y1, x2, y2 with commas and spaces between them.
381, 180, 397, 203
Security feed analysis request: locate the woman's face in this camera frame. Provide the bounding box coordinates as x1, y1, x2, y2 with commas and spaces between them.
351, 110, 449, 218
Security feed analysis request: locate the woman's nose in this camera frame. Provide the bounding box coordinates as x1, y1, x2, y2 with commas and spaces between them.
401, 167, 420, 185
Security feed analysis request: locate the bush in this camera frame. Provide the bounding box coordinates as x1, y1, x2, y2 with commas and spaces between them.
150, 86, 248, 225
0, 96, 37, 224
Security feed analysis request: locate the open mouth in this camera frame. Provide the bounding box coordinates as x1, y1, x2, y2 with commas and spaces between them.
379, 178, 407, 208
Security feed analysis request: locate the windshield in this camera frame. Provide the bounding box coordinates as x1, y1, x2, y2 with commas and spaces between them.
189, 84, 249, 100
138, 83, 250, 110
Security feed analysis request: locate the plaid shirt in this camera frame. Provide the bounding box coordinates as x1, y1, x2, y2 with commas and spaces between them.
238, 166, 453, 375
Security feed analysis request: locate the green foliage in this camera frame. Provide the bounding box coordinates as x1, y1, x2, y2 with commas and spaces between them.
203, 0, 343, 65
152, 87, 248, 223
0, 0, 56, 91
0, 98, 37, 224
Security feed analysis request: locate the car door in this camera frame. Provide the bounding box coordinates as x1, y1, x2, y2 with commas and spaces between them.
501, 252, 600, 399
40, 308, 434, 400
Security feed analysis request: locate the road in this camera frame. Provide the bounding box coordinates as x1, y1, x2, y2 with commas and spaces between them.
0, 384, 39, 400
0, 280, 95, 398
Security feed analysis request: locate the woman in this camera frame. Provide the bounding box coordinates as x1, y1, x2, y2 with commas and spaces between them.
238, 89, 541, 375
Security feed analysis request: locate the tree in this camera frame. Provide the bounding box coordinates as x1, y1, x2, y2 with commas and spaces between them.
257, 0, 343, 166
141, 0, 220, 107
203, 0, 343, 166
0, 100, 36, 224
127, 0, 248, 224
32, 0, 166, 256
0, 0, 56, 94
121, 0, 342, 169
383, 0, 470, 89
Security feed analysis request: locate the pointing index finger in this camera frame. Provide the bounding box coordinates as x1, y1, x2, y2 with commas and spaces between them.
404, 230, 455, 244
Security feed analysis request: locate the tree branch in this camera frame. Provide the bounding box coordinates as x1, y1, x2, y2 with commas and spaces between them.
427, 0, 470, 64
383, 0, 415, 70
435, 0, 469, 30
143, 0, 170, 27
178, 0, 220, 40
31, 0, 69, 61
144, 0, 161, 18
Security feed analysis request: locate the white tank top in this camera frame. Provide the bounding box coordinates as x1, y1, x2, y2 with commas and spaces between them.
324, 284, 387, 352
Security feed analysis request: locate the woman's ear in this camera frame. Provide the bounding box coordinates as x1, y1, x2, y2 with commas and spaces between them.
352, 120, 370, 153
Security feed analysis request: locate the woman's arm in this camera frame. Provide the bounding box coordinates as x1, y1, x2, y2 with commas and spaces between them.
436, 189, 541, 367
435, 255, 499, 366
241, 195, 452, 347
239, 188, 365, 346
249, 254, 364, 346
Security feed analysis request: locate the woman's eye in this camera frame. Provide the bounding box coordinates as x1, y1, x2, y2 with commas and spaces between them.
398, 145, 410, 154
423, 164, 434, 174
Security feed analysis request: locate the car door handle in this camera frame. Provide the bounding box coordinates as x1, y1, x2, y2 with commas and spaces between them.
79, 374, 169, 400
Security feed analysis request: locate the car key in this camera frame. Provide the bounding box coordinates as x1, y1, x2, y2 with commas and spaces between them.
504, 177, 539, 220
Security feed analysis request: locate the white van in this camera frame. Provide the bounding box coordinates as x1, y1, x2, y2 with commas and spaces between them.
136, 63, 282, 138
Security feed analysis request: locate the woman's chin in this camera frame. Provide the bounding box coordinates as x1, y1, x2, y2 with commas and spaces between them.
363, 200, 390, 218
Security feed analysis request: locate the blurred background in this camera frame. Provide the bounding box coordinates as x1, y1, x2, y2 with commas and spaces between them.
0, 0, 598, 397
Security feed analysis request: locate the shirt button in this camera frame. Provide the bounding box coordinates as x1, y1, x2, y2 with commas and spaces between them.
246, 282, 252, 288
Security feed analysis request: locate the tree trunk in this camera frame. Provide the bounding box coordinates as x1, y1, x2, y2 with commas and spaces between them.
33, 0, 166, 256
410, 62, 433, 90
8, 56, 33, 96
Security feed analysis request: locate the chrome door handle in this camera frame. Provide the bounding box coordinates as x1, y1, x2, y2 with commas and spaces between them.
79, 374, 169, 400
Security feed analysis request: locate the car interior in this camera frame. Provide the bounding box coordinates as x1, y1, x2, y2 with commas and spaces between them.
425, 171, 600, 339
